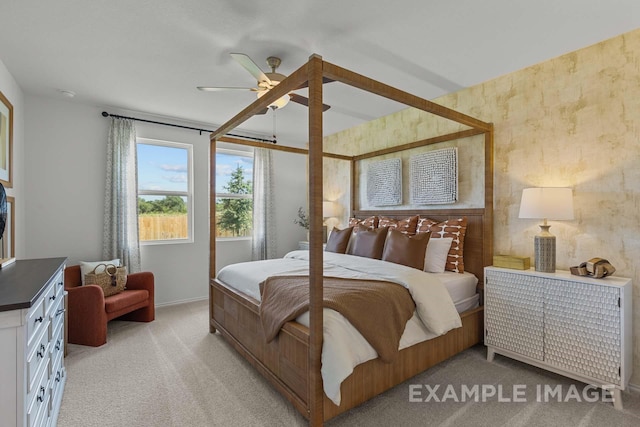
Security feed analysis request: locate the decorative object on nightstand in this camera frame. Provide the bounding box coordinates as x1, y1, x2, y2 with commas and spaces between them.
493, 255, 530, 270
518, 187, 574, 272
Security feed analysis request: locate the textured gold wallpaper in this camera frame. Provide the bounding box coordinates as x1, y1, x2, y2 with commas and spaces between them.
324, 29, 640, 385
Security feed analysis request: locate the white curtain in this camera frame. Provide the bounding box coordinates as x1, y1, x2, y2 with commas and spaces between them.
252, 148, 277, 260
103, 118, 141, 272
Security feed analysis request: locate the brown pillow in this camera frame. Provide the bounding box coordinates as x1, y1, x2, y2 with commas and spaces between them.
351, 227, 389, 259
325, 227, 353, 254
378, 215, 419, 235
382, 229, 431, 270
416, 216, 468, 273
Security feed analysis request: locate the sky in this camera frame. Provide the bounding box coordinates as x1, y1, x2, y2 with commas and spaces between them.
138, 143, 189, 192
215, 151, 254, 193
138, 143, 253, 195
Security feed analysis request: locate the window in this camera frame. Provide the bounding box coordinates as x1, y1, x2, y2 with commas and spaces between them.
215, 148, 254, 239
137, 138, 193, 244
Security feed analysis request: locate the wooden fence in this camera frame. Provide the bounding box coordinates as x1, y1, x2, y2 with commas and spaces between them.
139, 215, 188, 241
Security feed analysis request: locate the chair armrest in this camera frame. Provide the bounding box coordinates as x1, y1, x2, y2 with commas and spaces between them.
126, 272, 155, 300
67, 285, 105, 312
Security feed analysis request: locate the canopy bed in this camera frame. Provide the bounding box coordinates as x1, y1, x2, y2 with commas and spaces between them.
209, 54, 494, 425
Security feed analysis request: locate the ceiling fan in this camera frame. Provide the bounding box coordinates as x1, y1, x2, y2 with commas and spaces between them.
197, 53, 331, 114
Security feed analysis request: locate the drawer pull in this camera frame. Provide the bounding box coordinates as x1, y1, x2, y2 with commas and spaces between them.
55, 340, 61, 351
37, 386, 45, 402
56, 308, 65, 317
55, 371, 61, 382
37, 343, 45, 358
34, 316, 44, 324
49, 295, 56, 301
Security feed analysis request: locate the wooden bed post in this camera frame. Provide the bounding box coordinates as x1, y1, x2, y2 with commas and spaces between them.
307, 54, 325, 426
210, 137, 217, 333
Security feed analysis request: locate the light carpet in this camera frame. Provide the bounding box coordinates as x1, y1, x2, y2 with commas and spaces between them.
58, 300, 640, 426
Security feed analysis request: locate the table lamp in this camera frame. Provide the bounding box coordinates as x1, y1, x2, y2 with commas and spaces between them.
518, 187, 574, 272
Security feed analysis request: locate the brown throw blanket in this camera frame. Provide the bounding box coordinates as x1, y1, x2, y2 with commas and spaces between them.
259, 275, 415, 363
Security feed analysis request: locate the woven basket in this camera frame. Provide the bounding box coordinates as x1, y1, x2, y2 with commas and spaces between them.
85, 263, 127, 297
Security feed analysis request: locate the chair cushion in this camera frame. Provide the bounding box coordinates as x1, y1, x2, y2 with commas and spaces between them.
105, 290, 149, 314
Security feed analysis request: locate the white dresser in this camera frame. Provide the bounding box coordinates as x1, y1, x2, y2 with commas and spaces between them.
484, 266, 632, 409
0, 258, 67, 426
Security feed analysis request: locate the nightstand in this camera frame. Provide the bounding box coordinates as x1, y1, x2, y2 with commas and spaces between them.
484, 266, 632, 409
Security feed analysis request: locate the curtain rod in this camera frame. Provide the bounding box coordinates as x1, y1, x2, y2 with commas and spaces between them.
101, 111, 277, 144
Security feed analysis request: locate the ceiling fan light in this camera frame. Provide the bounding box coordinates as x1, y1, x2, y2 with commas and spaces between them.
257, 91, 290, 109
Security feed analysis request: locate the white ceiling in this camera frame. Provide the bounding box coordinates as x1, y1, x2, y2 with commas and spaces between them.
0, 1, 638, 146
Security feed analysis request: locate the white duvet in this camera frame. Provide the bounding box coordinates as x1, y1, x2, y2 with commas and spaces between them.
216, 250, 462, 405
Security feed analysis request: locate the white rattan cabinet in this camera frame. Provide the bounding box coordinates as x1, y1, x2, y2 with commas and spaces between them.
484, 266, 632, 409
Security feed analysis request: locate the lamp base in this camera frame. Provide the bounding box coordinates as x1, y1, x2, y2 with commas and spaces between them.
534, 225, 556, 272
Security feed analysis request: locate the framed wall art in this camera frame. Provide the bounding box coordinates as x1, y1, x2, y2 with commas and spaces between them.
2, 196, 14, 260
0, 90, 13, 188
366, 158, 402, 206
410, 147, 458, 204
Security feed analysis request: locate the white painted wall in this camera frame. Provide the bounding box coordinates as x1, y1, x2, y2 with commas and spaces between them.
23, 94, 308, 305
0, 59, 25, 258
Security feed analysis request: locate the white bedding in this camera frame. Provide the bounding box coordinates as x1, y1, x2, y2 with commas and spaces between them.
216, 250, 468, 405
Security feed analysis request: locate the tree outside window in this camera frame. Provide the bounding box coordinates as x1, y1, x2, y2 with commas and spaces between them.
216, 149, 254, 238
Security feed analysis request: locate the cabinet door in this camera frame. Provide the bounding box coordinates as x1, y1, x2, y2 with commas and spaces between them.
485, 270, 544, 360
544, 279, 621, 385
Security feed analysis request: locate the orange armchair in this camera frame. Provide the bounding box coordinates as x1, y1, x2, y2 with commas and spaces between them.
64, 265, 155, 347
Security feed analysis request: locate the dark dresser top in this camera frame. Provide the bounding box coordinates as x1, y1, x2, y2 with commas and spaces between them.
0, 257, 67, 312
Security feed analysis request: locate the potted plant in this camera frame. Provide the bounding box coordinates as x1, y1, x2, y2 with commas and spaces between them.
294, 207, 310, 240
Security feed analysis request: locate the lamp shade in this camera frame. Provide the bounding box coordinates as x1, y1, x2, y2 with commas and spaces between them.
257, 91, 290, 109
322, 201, 339, 218
518, 187, 574, 220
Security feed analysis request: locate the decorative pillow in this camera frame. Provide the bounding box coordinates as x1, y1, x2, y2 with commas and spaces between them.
80, 259, 121, 285
351, 227, 389, 260
423, 237, 454, 273
346, 223, 373, 255
378, 215, 419, 235
382, 230, 431, 270
348, 216, 379, 229
417, 217, 468, 273
325, 227, 353, 254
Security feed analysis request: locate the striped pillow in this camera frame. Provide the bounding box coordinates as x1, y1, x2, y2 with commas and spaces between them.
416, 217, 467, 273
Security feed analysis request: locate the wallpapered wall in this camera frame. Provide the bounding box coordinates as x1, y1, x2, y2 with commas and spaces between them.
324, 29, 640, 385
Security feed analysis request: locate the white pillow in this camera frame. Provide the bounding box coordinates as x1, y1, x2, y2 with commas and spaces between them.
80, 259, 121, 285
424, 237, 453, 273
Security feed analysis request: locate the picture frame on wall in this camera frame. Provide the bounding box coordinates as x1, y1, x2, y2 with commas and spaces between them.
0, 90, 13, 188
2, 196, 14, 260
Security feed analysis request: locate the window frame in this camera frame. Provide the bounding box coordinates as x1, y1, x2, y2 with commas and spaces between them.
137, 137, 194, 245
215, 147, 254, 241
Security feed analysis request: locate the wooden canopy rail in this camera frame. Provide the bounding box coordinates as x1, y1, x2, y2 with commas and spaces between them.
209, 54, 493, 426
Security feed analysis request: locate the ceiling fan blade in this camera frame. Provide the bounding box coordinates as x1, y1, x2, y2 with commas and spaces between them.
256, 107, 269, 115
289, 93, 331, 111
230, 53, 272, 85
197, 86, 257, 92
294, 77, 335, 90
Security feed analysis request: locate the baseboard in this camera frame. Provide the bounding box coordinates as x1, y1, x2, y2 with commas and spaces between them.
628, 382, 640, 394
155, 295, 208, 308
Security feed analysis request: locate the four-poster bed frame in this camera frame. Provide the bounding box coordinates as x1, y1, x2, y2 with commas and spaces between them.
209, 54, 493, 425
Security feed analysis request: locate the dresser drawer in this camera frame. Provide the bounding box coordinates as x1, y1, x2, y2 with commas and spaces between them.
27, 360, 50, 427
50, 293, 65, 340
27, 327, 50, 396
50, 321, 64, 370
42, 280, 58, 318
27, 296, 47, 348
